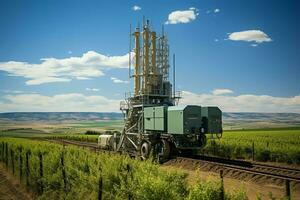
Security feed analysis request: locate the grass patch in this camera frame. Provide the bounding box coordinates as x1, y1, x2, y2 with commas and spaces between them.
0, 137, 247, 200
202, 128, 300, 164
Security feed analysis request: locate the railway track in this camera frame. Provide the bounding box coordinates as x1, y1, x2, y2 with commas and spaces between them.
174, 156, 300, 184
46, 139, 300, 184
252, 162, 300, 179
187, 155, 300, 182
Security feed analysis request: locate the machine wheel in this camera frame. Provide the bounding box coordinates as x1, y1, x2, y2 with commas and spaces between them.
140, 141, 151, 160
157, 139, 171, 161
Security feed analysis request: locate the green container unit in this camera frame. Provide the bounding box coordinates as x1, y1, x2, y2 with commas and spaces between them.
144, 106, 167, 131
201, 107, 222, 134
167, 105, 202, 134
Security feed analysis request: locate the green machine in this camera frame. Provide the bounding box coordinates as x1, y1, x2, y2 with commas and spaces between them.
143, 105, 222, 152
144, 105, 222, 134
114, 20, 222, 160
144, 106, 167, 131
201, 107, 222, 135
167, 105, 202, 134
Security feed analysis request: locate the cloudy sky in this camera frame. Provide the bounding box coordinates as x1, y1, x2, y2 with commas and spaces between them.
0, 0, 299, 113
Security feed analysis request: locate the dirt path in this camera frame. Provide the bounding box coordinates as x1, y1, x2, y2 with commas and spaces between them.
0, 165, 32, 200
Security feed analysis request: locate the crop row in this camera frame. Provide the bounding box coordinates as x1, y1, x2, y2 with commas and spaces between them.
0, 138, 247, 200
202, 129, 300, 164
47, 135, 98, 143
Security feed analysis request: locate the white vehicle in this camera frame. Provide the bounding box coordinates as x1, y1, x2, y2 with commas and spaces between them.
98, 134, 118, 150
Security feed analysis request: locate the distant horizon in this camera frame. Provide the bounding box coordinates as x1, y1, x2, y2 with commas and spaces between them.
1, 111, 300, 114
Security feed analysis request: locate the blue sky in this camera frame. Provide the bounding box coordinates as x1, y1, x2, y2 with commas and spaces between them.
0, 0, 299, 113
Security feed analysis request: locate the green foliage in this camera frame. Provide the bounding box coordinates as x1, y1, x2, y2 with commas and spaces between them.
187, 179, 248, 200
226, 188, 248, 200
202, 129, 300, 164
84, 130, 101, 135
0, 137, 248, 200
47, 135, 98, 143
75, 120, 123, 129
187, 180, 222, 200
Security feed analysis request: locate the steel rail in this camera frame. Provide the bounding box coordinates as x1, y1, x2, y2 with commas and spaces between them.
176, 156, 300, 183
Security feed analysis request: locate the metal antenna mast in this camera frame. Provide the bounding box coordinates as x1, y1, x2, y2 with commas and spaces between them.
129, 24, 132, 78
173, 54, 175, 98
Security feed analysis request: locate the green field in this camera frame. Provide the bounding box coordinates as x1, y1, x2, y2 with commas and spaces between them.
0, 123, 299, 199
47, 134, 99, 143
202, 127, 300, 164
72, 120, 123, 129
0, 119, 124, 138
1, 120, 300, 165
0, 128, 51, 138
0, 138, 246, 200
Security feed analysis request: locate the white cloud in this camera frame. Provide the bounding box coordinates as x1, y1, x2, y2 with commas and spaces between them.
2, 90, 36, 94
26, 77, 71, 85
165, 7, 199, 24
0, 93, 120, 112
111, 77, 129, 84
214, 8, 220, 13
1, 91, 299, 113
76, 76, 91, 80
180, 91, 300, 113
132, 5, 141, 11
86, 88, 100, 92
206, 8, 220, 14
228, 30, 272, 43
0, 51, 130, 85
251, 44, 258, 47
212, 89, 233, 95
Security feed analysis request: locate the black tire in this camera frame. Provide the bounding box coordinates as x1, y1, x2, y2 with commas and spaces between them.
140, 141, 151, 160
157, 139, 171, 160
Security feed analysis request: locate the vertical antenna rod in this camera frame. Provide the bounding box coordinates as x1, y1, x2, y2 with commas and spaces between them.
173, 54, 175, 98
129, 24, 132, 78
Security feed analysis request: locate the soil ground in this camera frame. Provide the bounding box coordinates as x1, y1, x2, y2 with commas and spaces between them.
0, 165, 32, 200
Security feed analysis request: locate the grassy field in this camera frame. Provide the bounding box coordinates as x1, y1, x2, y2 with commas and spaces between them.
0, 120, 122, 143
0, 138, 246, 200
72, 120, 123, 129
0, 120, 124, 138
1, 119, 299, 165
202, 127, 300, 164
47, 134, 99, 143
0, 122, 298, 199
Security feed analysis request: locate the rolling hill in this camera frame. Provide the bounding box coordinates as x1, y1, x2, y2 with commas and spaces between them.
0, 112, 300, 129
